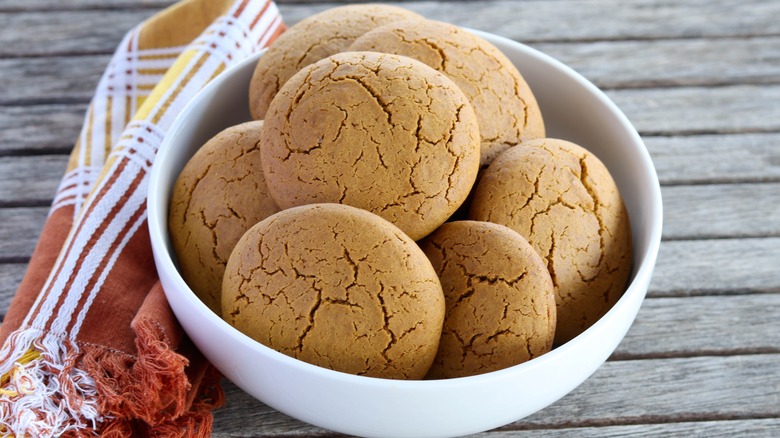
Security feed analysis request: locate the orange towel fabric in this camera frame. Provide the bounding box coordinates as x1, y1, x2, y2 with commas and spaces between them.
0, 1, 284, 435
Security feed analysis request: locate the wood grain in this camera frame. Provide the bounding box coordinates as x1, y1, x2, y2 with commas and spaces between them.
534, 36, 780, 89
650, 237, 780, 296
3, 1, 780, 56
4, 36, 779, 106
0, 207, 47, 262
662, 182, 780, 240
210, 354, 780, 433
614, 294, 780, 359
0, 104, 85, 154
606, 85, 780, 136
3, 158, 779, 239
0, 155, 67, 206
646, 133, 780, 185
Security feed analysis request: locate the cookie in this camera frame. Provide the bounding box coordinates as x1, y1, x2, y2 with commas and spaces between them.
420, 221, 556, 379
260, 51, 481, 241
469, 139, 632, 344
222, 203, 445, 380
169, 121, 280, 315
248, 4, 423, 120
349, 19, 545, 166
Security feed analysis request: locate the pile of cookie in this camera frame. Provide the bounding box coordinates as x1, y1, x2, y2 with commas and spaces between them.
168, 4, 632, 380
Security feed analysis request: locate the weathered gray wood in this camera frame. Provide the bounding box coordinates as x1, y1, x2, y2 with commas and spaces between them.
4, 154, 780, 240
3, 84, 776, 157
0, 104, 85, 154
534, 36, 780, 89
0, 263, 25, 318
646, 133, 780, 185
3, 214, 780, 296
0, 155, 67, 206
211, 354, 780, 433
5, 36, 780, 106
614, 294, 780, 359
650, 237, 780, 297
212, 418, 780, 438
606, 85, 780, 136
0, 0, 173, 10
0, 207, 47, 262
4, 1, 780, 56
0, 56, 106, 105
0, 10, 154, 57
662, 182, 780, 240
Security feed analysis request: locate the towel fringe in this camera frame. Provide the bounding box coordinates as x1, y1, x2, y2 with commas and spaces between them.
0, 319, 223, 437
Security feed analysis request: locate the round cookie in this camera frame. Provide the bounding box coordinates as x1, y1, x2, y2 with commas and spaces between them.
169, 121, 280, 316
349, 19, 545, 166
248, 4, 423, 120
222, 203, 445, 380
260, 51, 481, 241
419, 221, 556, 379
469, 139, 632, 344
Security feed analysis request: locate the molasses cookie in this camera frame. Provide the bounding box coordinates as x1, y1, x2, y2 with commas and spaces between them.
469, 139, 632, 344
260, 51, 481, 240
248, 4, 423, 120
222, 203, 445, 379
169, 121, 280, 315
420, 221, 556, 379
350, 19, 545, 166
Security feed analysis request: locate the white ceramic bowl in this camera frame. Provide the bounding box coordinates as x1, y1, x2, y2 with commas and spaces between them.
148, 30, 663, 437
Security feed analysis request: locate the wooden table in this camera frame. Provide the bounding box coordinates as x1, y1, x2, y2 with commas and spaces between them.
1, 0, 779, 436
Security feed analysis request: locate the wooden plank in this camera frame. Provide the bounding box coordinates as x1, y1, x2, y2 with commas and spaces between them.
534, 36, 780, 89
0, 0, 173, 10
614, 294, 780, 359
210, 416, 780, 437
486, 419, 780, 437
4, 1, 780, 56
606, 85, 780, 136
515, 354, 780, 428
646, 133, 780, 185
4, 154, 780, 239
3, 82, 777, 156
0, 55, 106, 105
0, 104, 85, 154
210, 354, 780, 433
0, 263, 25, 319
0, 207, 47, 262
0, 155, 66, 206
5, 36, 780, 105
662, 182, 780, 240
650, 237, 780, 297
0, 9, 154, 57
2, 260, 775, 359
2, 218, 780, 297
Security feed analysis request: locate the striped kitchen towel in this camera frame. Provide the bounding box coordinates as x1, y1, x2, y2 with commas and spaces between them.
0, 0, 284, 436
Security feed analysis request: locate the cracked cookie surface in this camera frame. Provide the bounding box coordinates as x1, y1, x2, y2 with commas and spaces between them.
169, 121, 280, 316
469, 139, 632, 344
248, 4, 423, 120
349, 19, 545, 167
222, 203, 445, 379
420, 221, 556, 379
260, 51, 481, 241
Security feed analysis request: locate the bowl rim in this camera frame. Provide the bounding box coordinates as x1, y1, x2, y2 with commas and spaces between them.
147, 29, 663, 389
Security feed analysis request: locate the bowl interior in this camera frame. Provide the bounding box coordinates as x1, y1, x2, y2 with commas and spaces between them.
148, 30, 662, 437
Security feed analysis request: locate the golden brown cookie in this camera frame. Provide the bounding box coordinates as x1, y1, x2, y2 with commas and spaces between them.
222, 203, 445, 379
169, 121, 280, 316
420, 221, 556, 379
469, 139, 632, 344
260, 51, 481, 241
349, 19, 545, 166
248, 4, 423, 120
